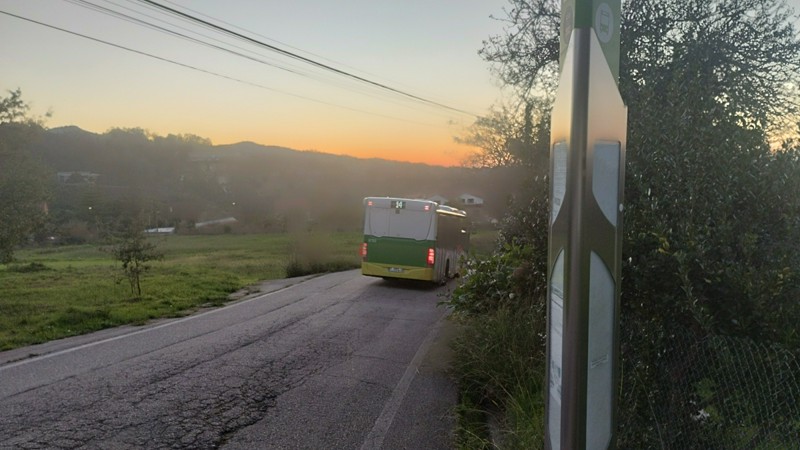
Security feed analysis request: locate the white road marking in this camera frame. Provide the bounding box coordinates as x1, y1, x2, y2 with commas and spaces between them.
359, 309, 446, 450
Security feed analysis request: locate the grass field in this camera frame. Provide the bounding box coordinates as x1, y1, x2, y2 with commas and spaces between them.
0, 232, 362, 351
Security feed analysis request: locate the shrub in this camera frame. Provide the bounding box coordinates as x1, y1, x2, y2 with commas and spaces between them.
444, 176, 549, 318
449, 138, 800, 446
110, 223, 163, 298
445, 243, 538, 316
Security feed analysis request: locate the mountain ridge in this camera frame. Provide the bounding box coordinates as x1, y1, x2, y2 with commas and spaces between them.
47, 126, 453, 169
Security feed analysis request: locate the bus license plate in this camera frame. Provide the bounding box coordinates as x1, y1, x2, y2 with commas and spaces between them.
388, 267, 404, 273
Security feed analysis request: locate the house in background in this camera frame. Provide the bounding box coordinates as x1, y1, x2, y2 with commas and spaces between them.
458, 193, 484, 207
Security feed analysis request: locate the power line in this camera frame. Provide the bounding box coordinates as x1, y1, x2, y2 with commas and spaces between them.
159, 0, 425, 93
0, 9, 447, 128
59, 0, 475, 120
65, 0, 458, 119
136, 0, 479, 117
63, 0, 319, 80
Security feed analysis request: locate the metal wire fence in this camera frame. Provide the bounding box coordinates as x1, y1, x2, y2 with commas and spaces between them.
618, 332, 800, 449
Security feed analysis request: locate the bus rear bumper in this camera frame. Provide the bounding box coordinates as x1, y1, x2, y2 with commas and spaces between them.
361, 262, 434, 282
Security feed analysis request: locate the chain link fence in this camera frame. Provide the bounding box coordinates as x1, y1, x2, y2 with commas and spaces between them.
618, 332, 800, 449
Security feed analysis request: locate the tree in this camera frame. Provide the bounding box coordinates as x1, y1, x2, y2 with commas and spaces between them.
458, 0, 558, 171
457, 104, 521, 168
457, 99, 550, 174
482, 0, 800, 333
481, 0, 800, 134
480, 0, 561, 98
0, 89, 51, 263
459, 0, 800, 446
0, 88, 29, 123
111, 221, 163, 298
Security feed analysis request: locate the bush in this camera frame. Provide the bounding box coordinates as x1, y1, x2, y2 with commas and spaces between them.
445, 177, 551, 447
611, 137, 800, 446
444, 175, 549, 317
448, 137, 800, 446
444, 244, 536, 316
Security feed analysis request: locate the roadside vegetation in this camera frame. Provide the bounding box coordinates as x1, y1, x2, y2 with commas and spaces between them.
444, 189, 550, 449
0, 232, 361, 351
449, 0, 800, 448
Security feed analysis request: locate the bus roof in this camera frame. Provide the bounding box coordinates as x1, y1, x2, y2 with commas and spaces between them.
363, 197, 467, 218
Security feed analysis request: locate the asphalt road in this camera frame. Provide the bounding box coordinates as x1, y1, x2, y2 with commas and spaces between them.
0, 270, 459, 449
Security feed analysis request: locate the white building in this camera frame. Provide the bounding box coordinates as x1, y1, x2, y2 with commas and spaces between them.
458, 193, 484, 206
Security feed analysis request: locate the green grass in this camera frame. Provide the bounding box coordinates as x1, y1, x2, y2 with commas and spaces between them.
0, 232, 361, 351
451, 305, 546, 449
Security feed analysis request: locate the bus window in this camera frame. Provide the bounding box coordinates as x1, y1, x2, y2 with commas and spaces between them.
365, 206, 433, 241
365, 207, 391, 237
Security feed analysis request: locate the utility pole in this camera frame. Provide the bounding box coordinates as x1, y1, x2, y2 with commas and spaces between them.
545, 1, 626, 449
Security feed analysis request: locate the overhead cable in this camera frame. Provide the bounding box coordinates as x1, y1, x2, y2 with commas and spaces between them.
0, 9, 444, 127
66, 0, 456, 118
136, 0, 478, 117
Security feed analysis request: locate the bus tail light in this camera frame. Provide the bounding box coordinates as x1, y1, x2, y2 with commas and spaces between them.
360, 243, 368, 259
427, 248, 435, 266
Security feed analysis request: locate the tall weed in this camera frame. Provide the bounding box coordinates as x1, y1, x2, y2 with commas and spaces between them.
451, 304, 546, 448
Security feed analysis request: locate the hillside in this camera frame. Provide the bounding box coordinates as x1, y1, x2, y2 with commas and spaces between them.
28, 126, 525, 238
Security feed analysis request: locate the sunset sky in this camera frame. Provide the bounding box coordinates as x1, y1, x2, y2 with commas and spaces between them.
1, 0, 510, 166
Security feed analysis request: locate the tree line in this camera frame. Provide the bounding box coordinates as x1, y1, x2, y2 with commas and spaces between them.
450, 0, 800, 447
0, 95, 524, 263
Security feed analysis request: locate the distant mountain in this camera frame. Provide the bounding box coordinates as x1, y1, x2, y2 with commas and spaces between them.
198, 141, 302, 159
47, 125, 98, 137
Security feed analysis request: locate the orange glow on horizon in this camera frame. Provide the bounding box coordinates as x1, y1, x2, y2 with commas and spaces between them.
209, 128, 475, 167
236, 138, 473, 167
54, 118, 476, 167
6, 0, 505, 170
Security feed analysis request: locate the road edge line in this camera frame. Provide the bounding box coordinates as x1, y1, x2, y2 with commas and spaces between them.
359, 308, 449, 450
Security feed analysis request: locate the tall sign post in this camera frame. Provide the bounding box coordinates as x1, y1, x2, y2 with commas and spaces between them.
545, 0, 626, 449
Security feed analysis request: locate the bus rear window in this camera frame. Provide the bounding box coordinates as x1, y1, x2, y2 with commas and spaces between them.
364, 208, 433, 240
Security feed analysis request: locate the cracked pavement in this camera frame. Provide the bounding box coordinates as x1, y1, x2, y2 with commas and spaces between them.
0, 270, 457, 449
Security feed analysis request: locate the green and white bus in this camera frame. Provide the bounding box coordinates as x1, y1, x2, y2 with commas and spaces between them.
360, 197, 469, 283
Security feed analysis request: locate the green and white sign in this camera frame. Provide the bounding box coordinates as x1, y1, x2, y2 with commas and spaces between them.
559, 0, 621, 83
545, 1, 626, 449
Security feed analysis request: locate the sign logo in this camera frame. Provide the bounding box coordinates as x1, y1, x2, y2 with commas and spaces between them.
595, 3, 614, 44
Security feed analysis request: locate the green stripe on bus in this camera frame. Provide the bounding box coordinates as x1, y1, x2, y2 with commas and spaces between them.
363, 235, 434, 268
